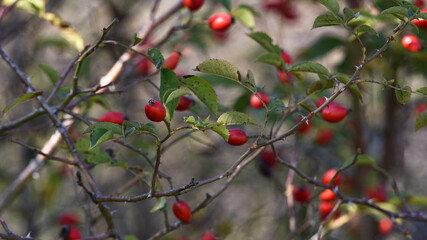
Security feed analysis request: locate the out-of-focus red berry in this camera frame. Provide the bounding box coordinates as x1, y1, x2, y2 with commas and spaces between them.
378, 218, 393, 235
322, 169, 341, 186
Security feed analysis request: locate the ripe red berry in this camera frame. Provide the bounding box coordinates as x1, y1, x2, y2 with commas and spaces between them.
315, 128, 334, 145
200, 231, 216, 240
68, 228, 82, 240
58, 212, 80, 226
281, 50, 293, 65
162, 51, 181, 70
297, 117, 311, 134
227, 129, 248, 146
292, 186, 311, 203
208, 13, 233, 31
260, 148, 277, 167
319, 189, 336, 201
322, 169, 341, 186
183, 0, 204, 11
173, 201, 192, 223
411, 9, 427, 29
263, 0, 298, 20
175, 95, 193, 111
415, 102, 427, 115
378, 218, 393, 235
137, 57, 154, 76
278, 69, 294, 84
415, 0, 425, 7
321, 103, 348, 123
145, 100, 166, 122
98, 112, 125, 125
401, 35, 423, 52
319, 201, 336, 220
316, 97, 327, 108
364, 184, 387, 202
250, 92, 270, 108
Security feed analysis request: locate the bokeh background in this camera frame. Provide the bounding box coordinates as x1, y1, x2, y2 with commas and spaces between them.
0, 0, 427, 239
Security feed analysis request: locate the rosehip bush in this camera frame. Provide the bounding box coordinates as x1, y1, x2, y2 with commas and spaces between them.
0, 0, 427, 240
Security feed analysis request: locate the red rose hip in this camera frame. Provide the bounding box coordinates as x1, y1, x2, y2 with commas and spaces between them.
98, 112, 125, 125
227, 129, 248, 146
175, 95, 193, 111
315, 128, 334, 145
250, 92, 270, 108
322, 169, 341, 186
162, 51, 181, 70
183, 0, 204, 11
208, 13, 233, 31
200, 231, 216, 240
401, 35, 423, 52
411, 9, 427, 29
319, 189, 336, 201
292, 186, 311, 203
68, 227, 82, 240
173, 201, 192, 223
321, 103, 348, 123
145, 100, 166, 122
378, 218, 393, 235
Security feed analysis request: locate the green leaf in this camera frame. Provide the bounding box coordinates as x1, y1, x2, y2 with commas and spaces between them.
42, 12, 84, 51
132, 33, 142, 46
343, 8, 355, 23
150, 197, 167, 213
415, 111, 427, 131
312, 13, 342, 29
218, 0, 232, 11
3, 91, 43, 114
196, 59, 240, 82
139, 123, 158, 135
356, 25, 378, 36
83, 122, 122, 135
244, 70, 256, 89
417, 12, 427, 20
297, 95, 317, 112
237, 4, 260, 16
124, 235, 139, 240
300, 36, 344, 60
39, 64, 60, 85
160, 68, 179, 103
181, 76, 218, 116
247, 32, 281, 55
256, 52, 285, 68
408, 22, 420, 34
184, 116, 196, 124
317, 0, 340, 15
307, 81, 324, 95
217, 111, 258, 125
3, 0, 45, 16
148, 48, 164, 69
416, 87, 427, 96
211, 125, 229, 142
289, 61, 330, 76
391, 0, 403, 5
356, 154, 376, 166
395, 85, 412, 104
231, 6, 255, 30
87, 151, 110, 164
333, 74, 363, 102
381, 6, 408, 17
407, 195, 427, 206
124, 127, 135, 139
89, 128, 114, 149
268, 97, 287, 112
164, 88, 189, 121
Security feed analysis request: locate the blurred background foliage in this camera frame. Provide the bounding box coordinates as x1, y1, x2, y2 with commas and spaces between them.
0, 0, 427, 239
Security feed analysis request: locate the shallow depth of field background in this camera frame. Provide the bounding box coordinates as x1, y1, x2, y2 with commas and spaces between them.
0, 0, 427, 239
